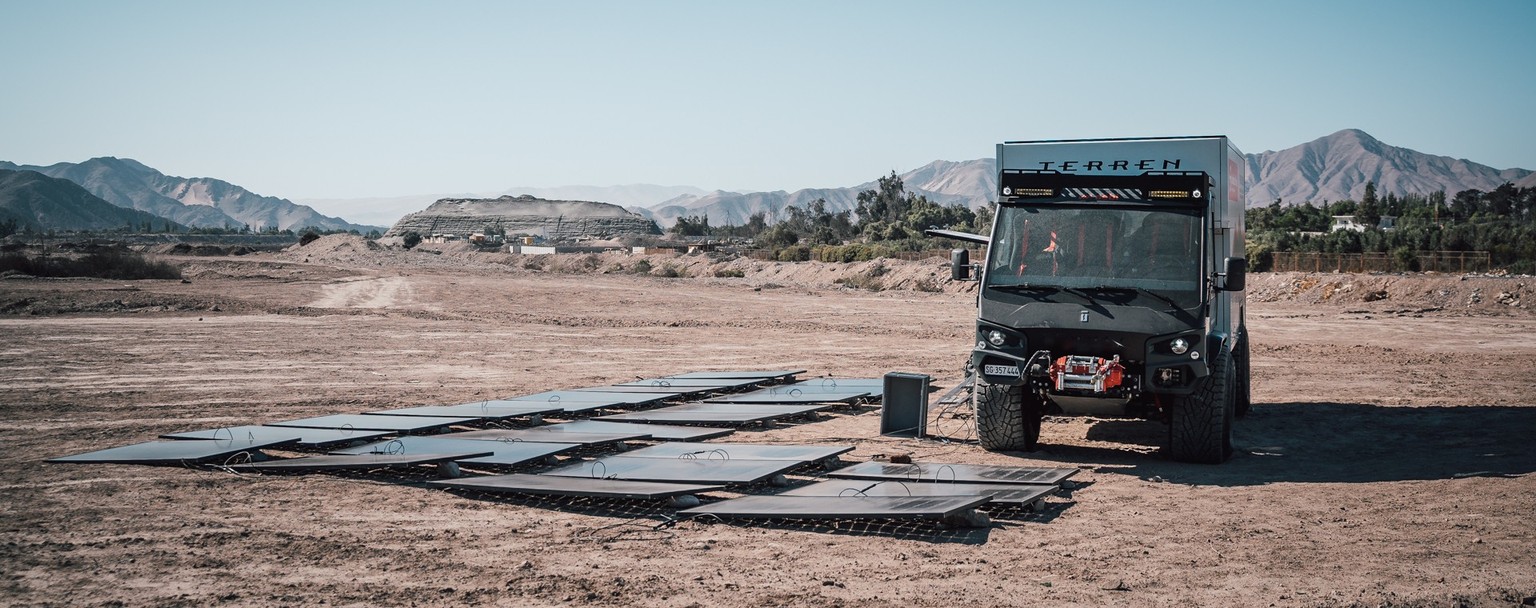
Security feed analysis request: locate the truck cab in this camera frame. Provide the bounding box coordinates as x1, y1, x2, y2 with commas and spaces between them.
936, 136, 1249, 463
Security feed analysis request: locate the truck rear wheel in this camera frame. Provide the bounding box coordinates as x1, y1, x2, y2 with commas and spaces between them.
1234, 326, 1251, 418
1168, 347, 1234, 463
974, 381, 1043, 451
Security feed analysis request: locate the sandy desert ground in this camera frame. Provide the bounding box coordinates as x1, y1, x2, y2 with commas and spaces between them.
1, 238, 1533, 607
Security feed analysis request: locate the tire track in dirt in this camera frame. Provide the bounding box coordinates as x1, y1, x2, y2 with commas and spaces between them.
310, 277, 409, 308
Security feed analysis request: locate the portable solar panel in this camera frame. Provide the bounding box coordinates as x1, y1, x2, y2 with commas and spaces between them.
429, 474, 724, 500
160, 425, 390, 449
48, 437, 300, 465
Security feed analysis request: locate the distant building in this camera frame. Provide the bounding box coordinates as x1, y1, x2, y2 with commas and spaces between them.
1330, 215, 1396, 232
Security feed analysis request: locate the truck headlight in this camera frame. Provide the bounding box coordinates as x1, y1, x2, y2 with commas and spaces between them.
1170, 338, 1189, 355
987, 330, 1006, 347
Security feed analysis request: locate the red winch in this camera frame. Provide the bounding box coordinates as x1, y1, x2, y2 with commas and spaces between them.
1049, 355, 1125, 393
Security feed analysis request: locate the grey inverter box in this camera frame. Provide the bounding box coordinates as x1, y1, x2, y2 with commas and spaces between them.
880, 372, 931, 437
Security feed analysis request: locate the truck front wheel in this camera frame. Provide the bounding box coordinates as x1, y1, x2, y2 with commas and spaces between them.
974, 381, 1044, 451
1167, 347, 1235, 463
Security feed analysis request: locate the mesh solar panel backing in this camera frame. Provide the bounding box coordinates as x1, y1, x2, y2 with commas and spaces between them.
330, 436, 575, 466
543, 420, 735, 441
595, 403, 826, 424
365, 403, 561, 420
679, 495, 990, 520
826, 462, 1078, 485
266, 414, 475, 433
439, 428, 649, 446
48, 437, 300, 465
429, 474, 723, 500
229, 451, 490, 472
543, 456, 804, 485
621, 442, 853, 462
781, 480, 1056, 506
663, 370, 805, 381
160, 425, 392, 449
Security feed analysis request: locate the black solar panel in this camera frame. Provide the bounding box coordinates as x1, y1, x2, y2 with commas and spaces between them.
506, 391, 674, 406
536, 420, 735, 441
439, 428, 649, 446
159, 425, 390, 449
595, 403, 827, 424
621, 442, 853, 462
704, 389, 870, 405
663, 370, 805, 381
331, 436, 575, 466
429, 474, 723, 500
229, 452, 491, 472
266, 414, 474, 433
543, 456, 803, 485
614, 378, 763, 390
48, 437, 300, 465
365, 403, 561, 420
571, 385, 711, 396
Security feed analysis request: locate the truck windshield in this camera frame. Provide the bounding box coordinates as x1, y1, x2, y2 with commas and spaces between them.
984, 204, 1203, 310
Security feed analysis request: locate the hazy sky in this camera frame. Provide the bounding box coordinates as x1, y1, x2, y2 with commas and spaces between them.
2, 1, 1532, 200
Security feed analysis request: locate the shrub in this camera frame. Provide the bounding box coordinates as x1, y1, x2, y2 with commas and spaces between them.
713, 267, 746, 278
837, 272, 884, 292
813, 243, 896, 262
631, 259, 653, 274
298, 231, 321, 246
774, 245, 811, 262
655, 264, 686, 278
0, 249, 181, 280
401, 231, 422, 249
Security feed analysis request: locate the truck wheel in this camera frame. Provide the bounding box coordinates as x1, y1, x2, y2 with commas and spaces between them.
974, 381, 1043, 451
1234, 326, 1251, 418
1168, 347, 1234, 464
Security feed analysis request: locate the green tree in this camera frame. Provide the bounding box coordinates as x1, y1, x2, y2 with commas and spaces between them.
1355, 182, 1381, 229
401, 231, 422, 249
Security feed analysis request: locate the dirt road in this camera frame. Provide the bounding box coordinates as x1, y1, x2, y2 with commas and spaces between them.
1, 249, 1532, 607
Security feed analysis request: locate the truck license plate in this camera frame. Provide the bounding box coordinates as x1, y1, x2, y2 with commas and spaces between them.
983, 364, 1021, 377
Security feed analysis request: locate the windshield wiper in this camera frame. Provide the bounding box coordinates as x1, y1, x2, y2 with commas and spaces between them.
993, 284, 1108, 305
1061, 287, 1100, 305
1089, 285, 1183, 310
991, 284, 1060, 293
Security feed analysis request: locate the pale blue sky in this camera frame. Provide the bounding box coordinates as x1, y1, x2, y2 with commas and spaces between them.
2, 1, 1532, 201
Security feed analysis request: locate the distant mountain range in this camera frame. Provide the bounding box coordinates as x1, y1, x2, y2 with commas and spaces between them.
630, 129, 1535, 227
0, 169, 186, 233
6, 129, 1530, 233
0, 157, 379, 233
1245, 129, 1534, 205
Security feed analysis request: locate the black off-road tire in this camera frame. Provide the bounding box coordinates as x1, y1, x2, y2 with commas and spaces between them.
1234, 326, 1251, 418
1168, 347, 1235, 464
974, 381, 1044, 452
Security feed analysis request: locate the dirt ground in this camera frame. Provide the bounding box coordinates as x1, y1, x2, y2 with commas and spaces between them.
1, 239, 1533, 607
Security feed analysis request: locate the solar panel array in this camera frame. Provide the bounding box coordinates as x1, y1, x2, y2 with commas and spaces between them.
45, 368, 1081, 529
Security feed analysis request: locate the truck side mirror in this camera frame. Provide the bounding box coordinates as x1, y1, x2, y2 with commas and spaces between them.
950, 249, 972, 281
1220, 257, 1247, 291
